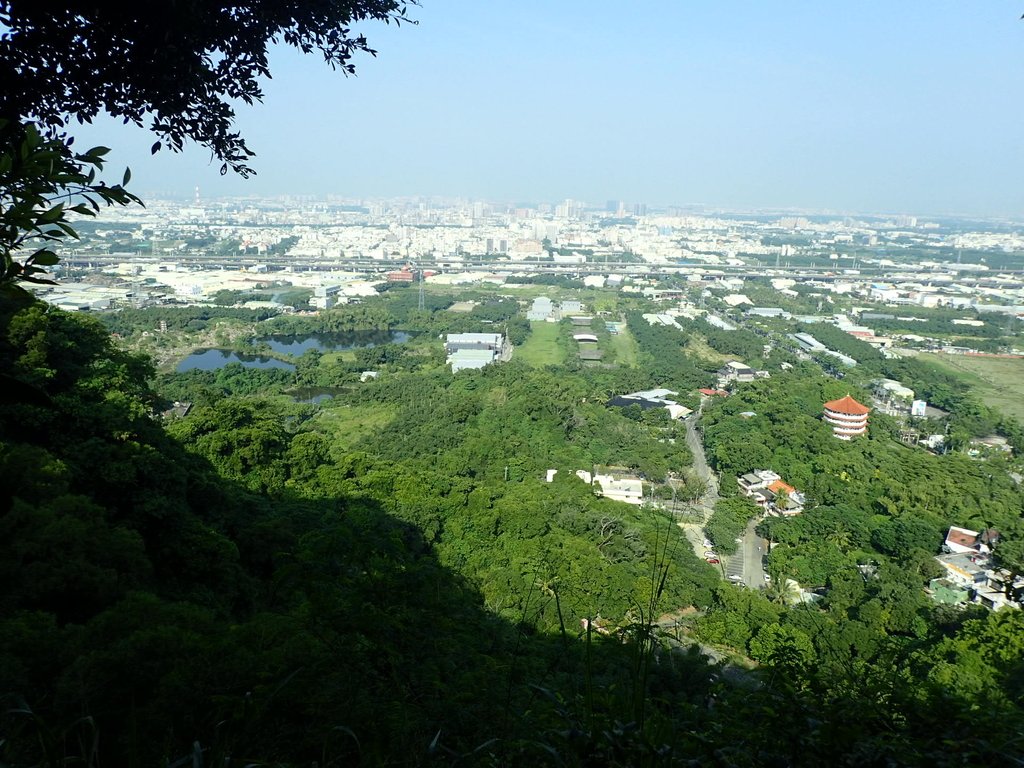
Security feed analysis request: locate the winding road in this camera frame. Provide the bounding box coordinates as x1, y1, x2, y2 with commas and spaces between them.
684, 397, 719, 519
681, 397, 767, 589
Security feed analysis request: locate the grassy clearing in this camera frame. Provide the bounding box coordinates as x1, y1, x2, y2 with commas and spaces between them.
316, 402, 398, 452
609, 326, 639, 366
516, 321, 566, 366
921, 352, 1024, 421
684, 334, 732, 364
320, 350, 357, 364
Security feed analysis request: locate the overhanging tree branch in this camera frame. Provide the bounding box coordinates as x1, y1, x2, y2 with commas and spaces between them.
0, 1, 416, 287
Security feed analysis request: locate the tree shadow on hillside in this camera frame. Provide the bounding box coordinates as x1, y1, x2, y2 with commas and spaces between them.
0, 424, 721, 765
2, 300, 1021, 767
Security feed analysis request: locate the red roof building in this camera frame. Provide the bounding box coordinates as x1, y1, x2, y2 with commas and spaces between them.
945, 526, 980, 554
823, 395, 870, 440
767, 479, 797, 496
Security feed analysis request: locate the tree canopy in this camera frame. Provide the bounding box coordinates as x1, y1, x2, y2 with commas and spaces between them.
0, 0, 415, 288
0, 0, 415, 174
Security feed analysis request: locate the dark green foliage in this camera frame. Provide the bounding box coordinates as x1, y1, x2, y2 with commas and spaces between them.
0, 300, 717, 764
514, 274, 583, 288
705, 497, 759, 555
0, 0, 415, 175
0, 120, 140, 288
352, 361, 692, 483
158, 363, 295, 403
797, 321, 885, 367
262, 302, 396, 334
625, 311, 716, 391
469, 297, 520, 323
274, 288, 314, 310
3, 300, 1024, 766
209, 288, 262, 306
689, 318, 773, 363
101, 305, 278, 336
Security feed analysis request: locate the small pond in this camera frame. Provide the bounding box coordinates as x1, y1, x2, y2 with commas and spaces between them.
176, 349, 296, 373
289, 387, 344, 405
256, 330, 413, 355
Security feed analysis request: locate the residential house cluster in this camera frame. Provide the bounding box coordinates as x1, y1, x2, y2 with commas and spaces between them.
930, 526, 1023, 611
737, 470, 806, 516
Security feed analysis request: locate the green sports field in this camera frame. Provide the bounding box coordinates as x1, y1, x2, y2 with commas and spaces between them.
515, 321, 565, 366
921, 352, 1024, 422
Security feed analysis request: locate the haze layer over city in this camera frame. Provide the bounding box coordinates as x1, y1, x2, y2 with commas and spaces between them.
73, 2, 1024, 217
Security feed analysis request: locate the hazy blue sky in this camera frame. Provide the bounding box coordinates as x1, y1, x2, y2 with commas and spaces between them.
73, 2, 1024, 215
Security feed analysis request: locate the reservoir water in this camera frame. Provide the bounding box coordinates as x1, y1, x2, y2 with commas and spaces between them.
289, 387, 344, 404
176, 349, 297, 373
256, 330, 412, 355
177, 331, 413, 373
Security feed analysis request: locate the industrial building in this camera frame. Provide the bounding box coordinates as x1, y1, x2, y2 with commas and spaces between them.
789, 332, 858, 367
445, 332, 505, 373
606, 388, 693, 420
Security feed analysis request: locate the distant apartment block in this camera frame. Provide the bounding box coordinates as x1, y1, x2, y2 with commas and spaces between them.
527, 296, 554, 321
311, 284, 344, 309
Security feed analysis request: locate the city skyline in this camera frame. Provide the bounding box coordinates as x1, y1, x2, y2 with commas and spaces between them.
70, 2, 1024, 217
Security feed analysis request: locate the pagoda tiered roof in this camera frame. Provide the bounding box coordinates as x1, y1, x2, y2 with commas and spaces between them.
823, 395, 870, 416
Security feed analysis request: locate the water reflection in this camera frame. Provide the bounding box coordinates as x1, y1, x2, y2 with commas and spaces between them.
256, 330, 412, 355
176, 348, 297, 372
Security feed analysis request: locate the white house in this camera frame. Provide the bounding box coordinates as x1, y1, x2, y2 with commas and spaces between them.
593, 473, 644, 505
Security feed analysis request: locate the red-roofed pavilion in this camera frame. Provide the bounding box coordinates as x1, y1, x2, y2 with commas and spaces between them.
823, 395, 870, 439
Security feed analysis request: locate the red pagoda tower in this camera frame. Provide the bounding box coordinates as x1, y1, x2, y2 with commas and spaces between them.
823, 395, 870, 440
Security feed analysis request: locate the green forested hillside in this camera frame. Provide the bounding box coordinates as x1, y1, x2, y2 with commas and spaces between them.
2, 297, 1023, 766
702, 371, 1024, 583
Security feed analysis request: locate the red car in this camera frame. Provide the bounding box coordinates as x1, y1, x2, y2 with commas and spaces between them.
706, 558, 720, 565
